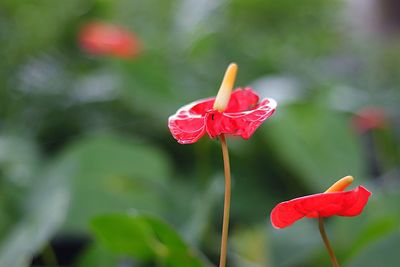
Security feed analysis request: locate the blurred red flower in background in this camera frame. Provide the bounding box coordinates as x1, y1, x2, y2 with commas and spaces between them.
270, 176, 371, 229
78, 21, 141, 58
352, 107, 387, 134
168, 88, 277, 144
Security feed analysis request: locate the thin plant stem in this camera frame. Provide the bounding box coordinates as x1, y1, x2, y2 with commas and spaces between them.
318, 217, 340, 267
219, 134, 231, 267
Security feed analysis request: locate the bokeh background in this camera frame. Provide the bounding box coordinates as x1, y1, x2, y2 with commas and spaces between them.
0, 0, 399, 266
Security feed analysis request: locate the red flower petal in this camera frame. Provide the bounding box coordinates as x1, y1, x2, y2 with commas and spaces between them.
168, 88, 276, 144
205, 97, 276, 139
168, 98, 214, 144
225, 88, 260, 112
270, 186, 371, 229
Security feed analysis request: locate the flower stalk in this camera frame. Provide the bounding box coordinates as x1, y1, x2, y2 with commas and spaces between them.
318, 176, 352, 267
219, 134, 231, 267
214, 64, 237, 267
318, 217, 340, 267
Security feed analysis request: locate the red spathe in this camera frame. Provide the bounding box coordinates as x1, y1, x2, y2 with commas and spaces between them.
270, 186, 371, 229
168, 88, 277, 144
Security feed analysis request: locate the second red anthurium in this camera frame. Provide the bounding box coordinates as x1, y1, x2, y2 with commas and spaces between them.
270, 176, 371, 267
270, 176, 371, 229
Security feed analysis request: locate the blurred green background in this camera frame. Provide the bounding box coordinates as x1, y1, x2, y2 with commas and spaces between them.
0, 0, 399, 266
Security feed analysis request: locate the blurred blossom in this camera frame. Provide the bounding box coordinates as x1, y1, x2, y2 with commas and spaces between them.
78, 21, 141, 58
352, 106, 387, 133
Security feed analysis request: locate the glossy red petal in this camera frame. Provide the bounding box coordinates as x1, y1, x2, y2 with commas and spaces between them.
225, 88, 260, 112
205, 98, 277, 139
168, 87, 277, 143
168, 98, 214, 144
270, 186, 371, 229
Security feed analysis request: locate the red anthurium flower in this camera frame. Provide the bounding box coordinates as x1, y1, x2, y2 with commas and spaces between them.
270, 176, 371, 229
78, 21, 141, 58
169, 64, 277, 267
168, 64, 277, 144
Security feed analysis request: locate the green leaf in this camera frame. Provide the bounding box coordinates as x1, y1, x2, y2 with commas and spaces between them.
269, 220, 321, 267
0, 136, 40, 187
0, 156, 72, 267
231, 225, 270, 267
0, 136, 42, 236
119, 54, 179, 120
91, 213, 156, 260
75, 244, 120, 267
183, 177, 224, 245
263, 103, 366, 190
331, 186, 400, 263
59, 134, 171, 232
90, 213, 205, 267
345, 231, 400, 267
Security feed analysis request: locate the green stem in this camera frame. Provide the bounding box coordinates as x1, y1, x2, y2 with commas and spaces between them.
219, 134, 231, 267
318, 217, 340, 267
